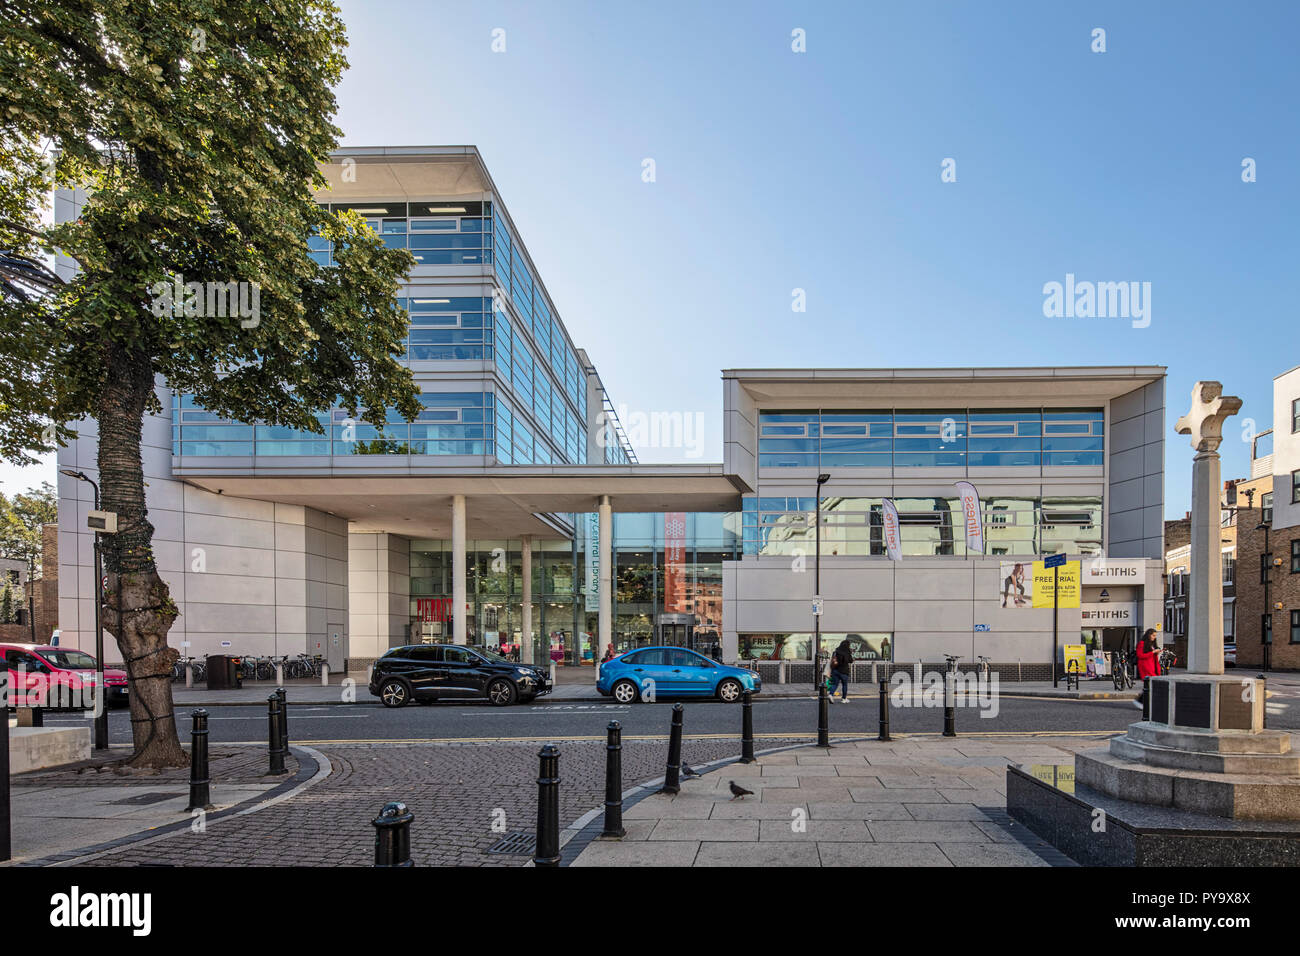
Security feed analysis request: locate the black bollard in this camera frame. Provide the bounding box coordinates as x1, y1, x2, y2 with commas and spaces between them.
372, 801, 414, 866
739, 690, 756, 763
275, 686, 289, 758
817, 680, 830, 748
660, 703, 684, 794
186, 709, 213, 811
877, 678, 891, 742
534, 744, 561, 867
942, 673, 957, 737
1142, 677, 1150, 721
601, 721, 626, 838
267, 694, 287, 775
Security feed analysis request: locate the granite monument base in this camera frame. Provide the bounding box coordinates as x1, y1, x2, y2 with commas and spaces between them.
1007, 764, 1300, 866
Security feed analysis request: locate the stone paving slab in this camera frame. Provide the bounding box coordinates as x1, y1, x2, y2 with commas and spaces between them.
650, 820, 759, 841
759, 819, 871, 842
695, 842, 822, 866
816, 842, 953, 866
571, 735, 1098, 867
808, 802, 914, 821
938, 842, 1050, 866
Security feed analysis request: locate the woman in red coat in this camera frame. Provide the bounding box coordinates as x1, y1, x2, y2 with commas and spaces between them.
1133, 628, 1160, 708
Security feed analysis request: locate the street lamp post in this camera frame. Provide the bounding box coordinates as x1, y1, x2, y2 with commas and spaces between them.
60, 469, 108, 751
813, 473, 830, 687
1258, 520, 1272, 673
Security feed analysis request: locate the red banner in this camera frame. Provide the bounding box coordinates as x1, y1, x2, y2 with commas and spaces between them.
663, 512, 686, 612
416, 597, 453, 622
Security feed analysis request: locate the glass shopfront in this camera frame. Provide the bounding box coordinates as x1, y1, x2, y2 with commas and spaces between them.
739, 632, 894, 662
406, 511, 740, 663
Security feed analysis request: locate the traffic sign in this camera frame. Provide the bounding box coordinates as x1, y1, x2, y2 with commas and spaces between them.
812, 597, 824, 616
1043, 552, 1067, 569
973, 624, 990, 632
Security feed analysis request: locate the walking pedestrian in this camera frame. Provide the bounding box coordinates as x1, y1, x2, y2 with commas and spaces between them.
830, 639, 853, 702
1133, 628, 1160, 709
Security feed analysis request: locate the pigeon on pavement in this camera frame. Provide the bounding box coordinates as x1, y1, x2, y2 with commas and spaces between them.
682, 763, 702, 778
729, 781, 754, 800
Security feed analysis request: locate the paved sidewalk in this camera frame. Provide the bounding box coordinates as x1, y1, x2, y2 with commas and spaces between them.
572, 736, 1104, 867
4, 746, 310, 865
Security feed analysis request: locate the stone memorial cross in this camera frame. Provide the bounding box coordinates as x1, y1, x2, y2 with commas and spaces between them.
1174, 381, 1242, 675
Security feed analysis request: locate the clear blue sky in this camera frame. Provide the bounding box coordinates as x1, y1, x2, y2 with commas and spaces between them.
5, 0, 1296, 519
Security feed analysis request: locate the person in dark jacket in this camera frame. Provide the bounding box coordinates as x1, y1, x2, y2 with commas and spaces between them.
1133, 629, 1160, 709
830, 639, 853, 702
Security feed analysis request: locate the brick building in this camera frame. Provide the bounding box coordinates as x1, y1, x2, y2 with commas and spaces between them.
1233, 366, 1300, 671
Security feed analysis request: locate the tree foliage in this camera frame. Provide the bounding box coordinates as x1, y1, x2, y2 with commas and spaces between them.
0, 0, 419, 765
0, 481, 57, 573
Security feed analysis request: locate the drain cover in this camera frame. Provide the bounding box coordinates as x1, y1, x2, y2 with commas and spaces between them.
109, 791, 184, 806
487, 831, 536, 855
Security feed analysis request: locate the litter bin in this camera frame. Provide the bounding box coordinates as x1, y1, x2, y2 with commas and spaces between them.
206, 655, 242, 690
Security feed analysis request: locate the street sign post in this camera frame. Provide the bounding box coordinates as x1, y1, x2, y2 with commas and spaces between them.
1044, 553, 1065, 686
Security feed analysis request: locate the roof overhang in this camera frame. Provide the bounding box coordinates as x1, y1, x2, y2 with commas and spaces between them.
177, 465, 749, 538
724, 366, 1166, 407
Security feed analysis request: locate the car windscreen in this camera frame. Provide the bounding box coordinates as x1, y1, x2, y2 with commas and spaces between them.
38, 649, 97, 670
472, 647, 510, 663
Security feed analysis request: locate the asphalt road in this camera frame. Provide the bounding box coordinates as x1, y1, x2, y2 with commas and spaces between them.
46, 692, 1180, 746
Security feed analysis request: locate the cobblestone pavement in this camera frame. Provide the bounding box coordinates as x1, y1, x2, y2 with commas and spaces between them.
76, 738, 804, 866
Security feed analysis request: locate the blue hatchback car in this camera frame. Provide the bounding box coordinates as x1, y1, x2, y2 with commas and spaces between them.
597, 646, 761, 703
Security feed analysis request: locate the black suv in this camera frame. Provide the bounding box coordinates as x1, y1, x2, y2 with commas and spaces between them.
369, 644, 551, 707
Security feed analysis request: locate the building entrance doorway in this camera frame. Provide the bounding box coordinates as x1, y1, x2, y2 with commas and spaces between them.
656, 612, 698, 650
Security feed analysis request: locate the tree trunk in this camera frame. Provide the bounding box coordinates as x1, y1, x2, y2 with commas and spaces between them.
97, 351, 187, 768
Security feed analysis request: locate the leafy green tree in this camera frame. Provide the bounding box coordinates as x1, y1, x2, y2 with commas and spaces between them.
0, 580, 14, 625
0, 2, 418, 766
0, 481, 58, 573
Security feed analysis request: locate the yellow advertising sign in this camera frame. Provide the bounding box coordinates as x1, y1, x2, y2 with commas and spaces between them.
1063, 644, 1088, 675
1032, 559, 1080, 609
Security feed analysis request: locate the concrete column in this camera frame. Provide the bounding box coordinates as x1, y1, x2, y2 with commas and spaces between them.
1188, 450, 1224, 675
452, 494, 467, 645
520, 535, 533, 664
598, 495, 612, 664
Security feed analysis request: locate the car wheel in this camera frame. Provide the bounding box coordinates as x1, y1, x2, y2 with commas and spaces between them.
379, 679, 411, 708
487, 679, 517, 707
612, 679, 640, 704
716, 678, 743, 703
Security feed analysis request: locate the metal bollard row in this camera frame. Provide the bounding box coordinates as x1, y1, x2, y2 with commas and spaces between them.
817, 680, 830, 747
878, 678, 891, 741
601, 721, 625, 838
373, 801, 414, 866
660, 703, 684, 795
534, 744, 561, 867
186, 709, 213, 811
267, 693, 287, 775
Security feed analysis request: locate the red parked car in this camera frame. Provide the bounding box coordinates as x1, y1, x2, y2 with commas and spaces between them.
0, 643, 129, 710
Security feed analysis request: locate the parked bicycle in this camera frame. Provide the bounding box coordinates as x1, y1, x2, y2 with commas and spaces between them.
170, 655, 208, 682
943, 654, 963, 675
975, 655, 992, 679
1111, 649, 1135, 691
1159, 648, 1178, 675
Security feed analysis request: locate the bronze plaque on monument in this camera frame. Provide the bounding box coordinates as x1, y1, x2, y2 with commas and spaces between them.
1218, 682, 1253, 730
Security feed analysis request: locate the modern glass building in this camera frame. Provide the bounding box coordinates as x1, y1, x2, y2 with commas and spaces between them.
56, 147, 1168, 676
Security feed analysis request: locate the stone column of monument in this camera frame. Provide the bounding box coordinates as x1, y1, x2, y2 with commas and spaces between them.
1065, 381, 1300, 823
1175, 381, 1240, 675
1008, 381, 1300, 863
